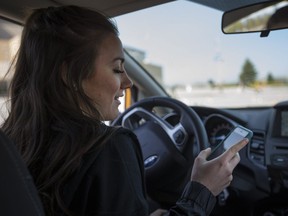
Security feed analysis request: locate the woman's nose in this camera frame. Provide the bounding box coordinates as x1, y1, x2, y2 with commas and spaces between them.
121, 71, 133, 89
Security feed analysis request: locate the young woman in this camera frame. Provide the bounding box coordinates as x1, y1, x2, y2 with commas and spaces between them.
2, 5, 248, 216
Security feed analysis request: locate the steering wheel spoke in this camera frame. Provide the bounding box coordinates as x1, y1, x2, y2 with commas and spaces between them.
121, 107, 188, 151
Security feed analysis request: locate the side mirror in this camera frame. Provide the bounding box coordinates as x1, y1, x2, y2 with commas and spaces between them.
222, 1, 288, 37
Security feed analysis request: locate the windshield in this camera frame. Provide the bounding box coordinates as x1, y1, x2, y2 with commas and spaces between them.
115, 0, 288, 108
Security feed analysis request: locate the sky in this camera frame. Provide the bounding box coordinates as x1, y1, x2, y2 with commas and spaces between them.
114, 0, 288, 86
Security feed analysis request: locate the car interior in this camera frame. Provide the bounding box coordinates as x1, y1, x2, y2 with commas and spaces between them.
0, 0, 288, 215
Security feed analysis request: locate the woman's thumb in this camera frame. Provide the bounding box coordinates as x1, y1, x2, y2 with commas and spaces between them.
198, 147, 212, 159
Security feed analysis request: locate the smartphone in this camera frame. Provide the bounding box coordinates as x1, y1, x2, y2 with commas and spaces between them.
207, 125, 253, 160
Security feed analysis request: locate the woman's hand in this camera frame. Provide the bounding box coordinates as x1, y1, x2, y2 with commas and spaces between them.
190, 138, 249, 196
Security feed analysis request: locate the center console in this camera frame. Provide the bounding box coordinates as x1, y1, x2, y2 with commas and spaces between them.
266, 100, 288, 190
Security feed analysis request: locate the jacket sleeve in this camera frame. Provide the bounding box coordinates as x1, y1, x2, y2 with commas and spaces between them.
166, 181, 216, 216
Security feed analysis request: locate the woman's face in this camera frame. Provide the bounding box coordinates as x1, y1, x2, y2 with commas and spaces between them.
82, 34, 132, 121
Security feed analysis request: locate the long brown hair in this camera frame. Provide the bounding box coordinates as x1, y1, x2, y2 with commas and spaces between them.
2, 5, 119, 215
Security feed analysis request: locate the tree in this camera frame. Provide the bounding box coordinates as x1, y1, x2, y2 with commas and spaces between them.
239, 59, 257, 86
267, 72, 275, 84
208, 79, 215, 88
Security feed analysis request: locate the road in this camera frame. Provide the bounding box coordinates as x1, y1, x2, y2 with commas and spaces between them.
172, 86, 288, 108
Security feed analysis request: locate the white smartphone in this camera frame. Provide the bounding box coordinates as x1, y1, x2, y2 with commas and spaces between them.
207, 125, 253, 160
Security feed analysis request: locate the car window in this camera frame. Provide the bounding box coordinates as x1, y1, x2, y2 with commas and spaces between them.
116, 0, 288, 108
0, 18, 22, 121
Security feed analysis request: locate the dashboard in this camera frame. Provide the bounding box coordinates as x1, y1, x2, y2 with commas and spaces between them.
192, 100, 288, 197
116, 97, 288, 214
280, 111, 288, 137
188, 101, 288, 215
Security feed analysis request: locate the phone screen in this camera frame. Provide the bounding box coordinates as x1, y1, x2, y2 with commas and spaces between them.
223, 127, 249, 150
208, 125, 252, 160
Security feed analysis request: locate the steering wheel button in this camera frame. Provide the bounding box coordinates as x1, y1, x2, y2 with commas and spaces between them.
174, 130, 185, 145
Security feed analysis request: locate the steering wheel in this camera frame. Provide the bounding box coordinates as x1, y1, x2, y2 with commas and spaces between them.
112, 96, 209, 206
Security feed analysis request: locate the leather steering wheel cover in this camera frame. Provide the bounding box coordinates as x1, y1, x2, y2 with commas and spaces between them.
113, 96, 208, 151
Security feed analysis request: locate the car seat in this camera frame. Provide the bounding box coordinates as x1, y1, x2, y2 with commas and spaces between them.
0, 129, 45, 216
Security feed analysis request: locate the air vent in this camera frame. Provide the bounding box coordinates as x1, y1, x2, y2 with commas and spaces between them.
249, 131, 265, 166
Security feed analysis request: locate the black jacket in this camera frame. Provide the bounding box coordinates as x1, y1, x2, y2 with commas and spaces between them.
63, 127, 216, 215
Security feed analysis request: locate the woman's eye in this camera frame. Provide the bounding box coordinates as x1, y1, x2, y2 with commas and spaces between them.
114, 69, 124, 74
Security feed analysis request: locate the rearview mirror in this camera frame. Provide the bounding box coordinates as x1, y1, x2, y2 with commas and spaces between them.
222, 0, 288, 37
